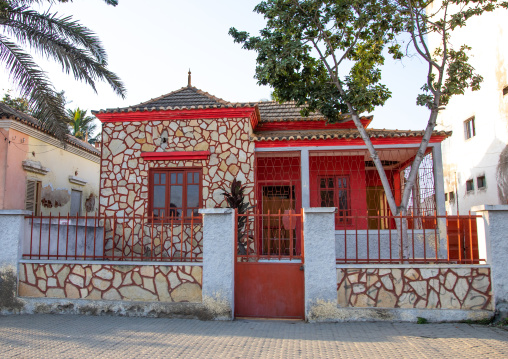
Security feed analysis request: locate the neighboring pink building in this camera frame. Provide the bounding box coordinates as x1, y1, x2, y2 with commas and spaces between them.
0, 103, 101, 216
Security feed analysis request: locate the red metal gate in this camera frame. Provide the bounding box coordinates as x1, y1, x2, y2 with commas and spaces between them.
234, 210, 305, 319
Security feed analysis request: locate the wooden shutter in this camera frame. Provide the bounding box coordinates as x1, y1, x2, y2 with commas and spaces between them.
25, 180, 37, 213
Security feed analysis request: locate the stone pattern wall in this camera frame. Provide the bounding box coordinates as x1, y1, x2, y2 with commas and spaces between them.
102, 220, 203, 260
337, 267, 492, 310
100, 118, 255, 218
18, 263, 202, 302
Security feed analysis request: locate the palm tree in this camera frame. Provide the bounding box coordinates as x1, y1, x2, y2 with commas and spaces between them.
0, 0, 125, 140
65, 107, 97, 141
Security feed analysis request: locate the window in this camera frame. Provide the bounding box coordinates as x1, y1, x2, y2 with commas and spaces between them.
25, 179, 41, 215
448, 191, 455, 202
149, 169, 201, 219
70, 190, 82, 216
503, 86, 508, 96
466, 179, 474, 193
319, 176, 351, 224
464, 117, 476, 140
445, 193, 448, 202
477, 175, 486, 189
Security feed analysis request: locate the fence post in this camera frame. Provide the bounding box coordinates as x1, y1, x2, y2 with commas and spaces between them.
0, 210, 30, 311
303, 207, 337, 321
199, 208, 235, 320
472, 205, 508, 317
432, 143, 448, 259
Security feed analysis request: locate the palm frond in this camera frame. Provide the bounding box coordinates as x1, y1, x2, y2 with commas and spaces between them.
4, 7, 126, 97
0, 34, 68, 140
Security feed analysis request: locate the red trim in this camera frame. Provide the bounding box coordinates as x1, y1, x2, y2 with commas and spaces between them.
141, 151, 210, 161
96, 107, 257, 123
254, 118, 371, 132
254, 136, 448, 148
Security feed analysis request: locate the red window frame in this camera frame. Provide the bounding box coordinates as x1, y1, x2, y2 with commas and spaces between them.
317, 175, 352, 225
148, 168, 202, 220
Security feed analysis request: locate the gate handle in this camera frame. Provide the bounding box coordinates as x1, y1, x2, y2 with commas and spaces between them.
300, 265, 304, 271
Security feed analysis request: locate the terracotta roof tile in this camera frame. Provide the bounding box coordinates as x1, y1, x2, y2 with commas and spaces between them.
0, 103, 100, 156
251, 128, 452, 142
93, 86, 257, 114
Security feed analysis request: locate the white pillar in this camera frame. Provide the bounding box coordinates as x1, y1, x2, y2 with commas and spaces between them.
0, 210, 29, 272
199, 208, 235, 320
303, 207, 337, 321
472, 205, 508, 315
301, 149, 310, 208
432, 144, 448, 258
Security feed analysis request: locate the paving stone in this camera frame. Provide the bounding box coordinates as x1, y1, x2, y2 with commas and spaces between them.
0, 315, 507, 358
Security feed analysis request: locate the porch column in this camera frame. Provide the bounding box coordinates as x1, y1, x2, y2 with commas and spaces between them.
472, 205, 508, 316
301, 149, 310, 208
199, 208, 235, 320
432, 143, 448, 258
303, 207, 337, 321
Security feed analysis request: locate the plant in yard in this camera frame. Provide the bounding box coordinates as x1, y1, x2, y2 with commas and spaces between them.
0, 0, 125, 140
65, 107, 97, 141
230, 0, 507, 258
221, 179, 253, 255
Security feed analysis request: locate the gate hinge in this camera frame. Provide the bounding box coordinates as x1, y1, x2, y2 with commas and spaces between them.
299, 265, 304, 271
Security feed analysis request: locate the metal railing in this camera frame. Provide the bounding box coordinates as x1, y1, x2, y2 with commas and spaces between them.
335, 212, 483, 264
236, 209, 304, 262
23, 213, 203, 262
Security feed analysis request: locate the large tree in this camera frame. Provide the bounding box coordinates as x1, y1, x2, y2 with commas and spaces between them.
0, 0, 125, 140
230, 0, 507, 257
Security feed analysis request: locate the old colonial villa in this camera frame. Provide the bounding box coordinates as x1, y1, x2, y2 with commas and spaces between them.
0, 75, 506, 322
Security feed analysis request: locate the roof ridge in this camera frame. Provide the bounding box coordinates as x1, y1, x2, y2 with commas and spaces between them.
131, 86, 231, 108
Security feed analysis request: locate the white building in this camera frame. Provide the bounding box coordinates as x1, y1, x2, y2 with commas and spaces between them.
428, 2, 508, 213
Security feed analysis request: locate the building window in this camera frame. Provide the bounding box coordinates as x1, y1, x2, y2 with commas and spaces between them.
318, 176, 351, 224
444, 193, 448, 202
149, 169, 201, 219
449, 191, 455, 202
70, 190, 82, 216
503, 86, 508, 96
477, 175, 486, 190
25, 179, 41, 215
466, 179, 474, 193
464, 117, 476, 140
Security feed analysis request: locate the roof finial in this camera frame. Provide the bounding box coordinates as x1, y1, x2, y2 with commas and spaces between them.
188, 69, 191, 87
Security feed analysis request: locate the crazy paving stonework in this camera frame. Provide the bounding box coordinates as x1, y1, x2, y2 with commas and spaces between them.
337, 267, 492, 310
18, 263, 202, 302
102, 219, 203, 260
100, 118, 255, 217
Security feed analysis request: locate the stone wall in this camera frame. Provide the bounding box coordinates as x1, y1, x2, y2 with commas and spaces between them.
337, 266, 492, 310
100, 118, 255, 218
18, 263, 202, 303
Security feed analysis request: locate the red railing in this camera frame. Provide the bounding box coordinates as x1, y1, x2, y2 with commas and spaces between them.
23, 213, 202, 262
236, 209, 304, 262
335, 212, 483, 264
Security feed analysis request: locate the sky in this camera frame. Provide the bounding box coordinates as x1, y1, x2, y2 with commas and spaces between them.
0, 0, 431, 133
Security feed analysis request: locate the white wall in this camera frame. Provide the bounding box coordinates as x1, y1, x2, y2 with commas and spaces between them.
428, 2, 508, 213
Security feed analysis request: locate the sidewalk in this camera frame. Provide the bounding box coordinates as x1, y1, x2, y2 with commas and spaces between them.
0, 315, 507, 358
